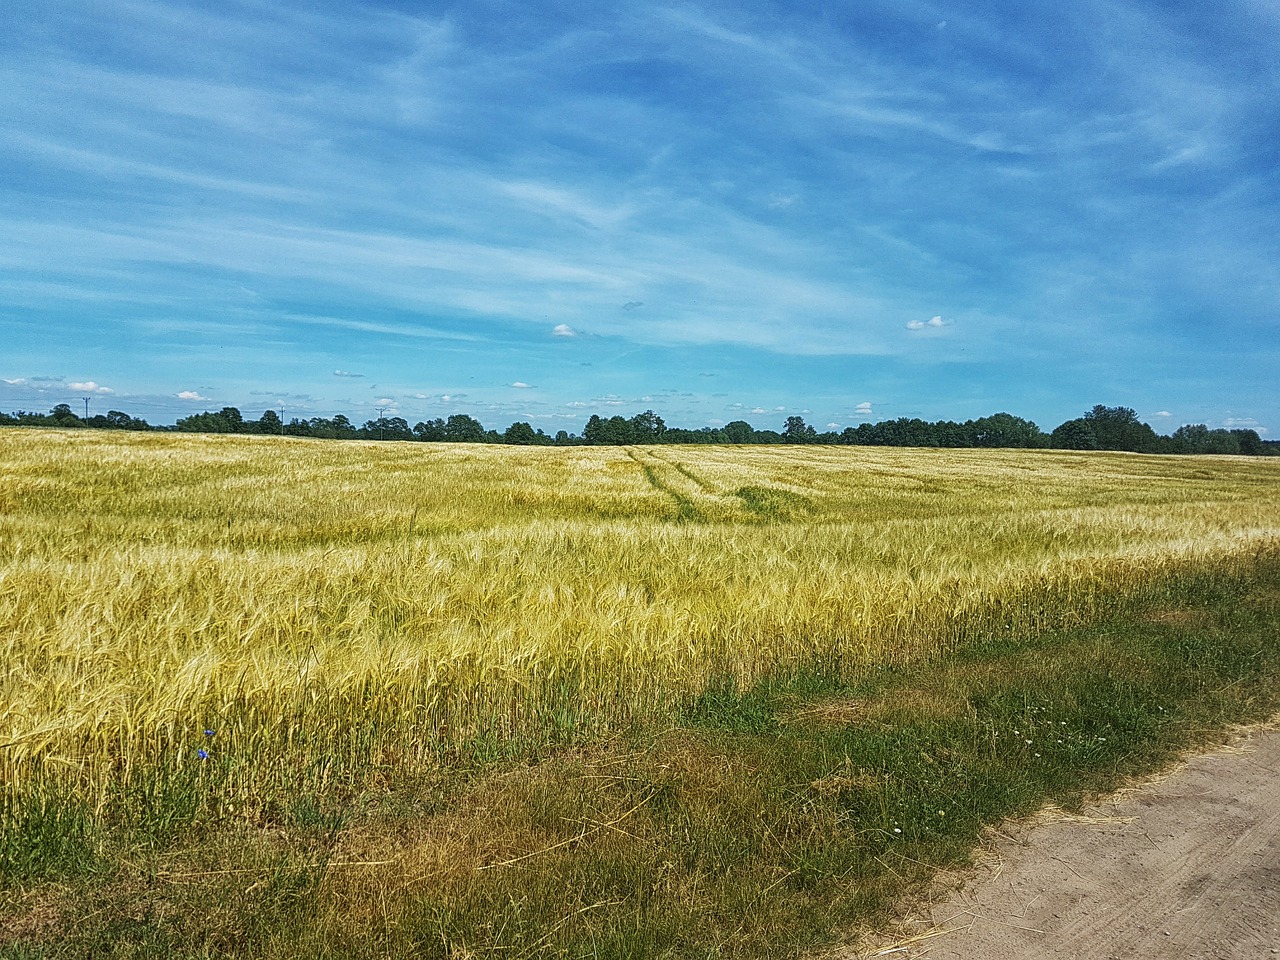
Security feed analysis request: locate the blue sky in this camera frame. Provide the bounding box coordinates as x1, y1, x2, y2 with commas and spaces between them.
2, 0, 1277, 435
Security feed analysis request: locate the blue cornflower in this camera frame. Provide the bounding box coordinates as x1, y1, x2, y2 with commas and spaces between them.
204, 729, 215, 737
197, 749, 209, 760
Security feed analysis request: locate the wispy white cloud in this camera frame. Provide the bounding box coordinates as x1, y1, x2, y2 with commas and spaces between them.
494, 180, 634, 231
69, 381, 112, 394
285, 314, 477, 342
176, 390, 209, 401
7, 131, 313, 203
333, 370, 364, 378
511, 381, 532, 389
0, 0, 1273, 429
906, 315, 947, 331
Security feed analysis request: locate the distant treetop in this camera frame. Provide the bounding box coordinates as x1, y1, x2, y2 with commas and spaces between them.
0, 404, 1270, 456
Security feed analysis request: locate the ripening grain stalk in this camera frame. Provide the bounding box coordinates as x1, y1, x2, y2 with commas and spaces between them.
2, 430, 1278, 818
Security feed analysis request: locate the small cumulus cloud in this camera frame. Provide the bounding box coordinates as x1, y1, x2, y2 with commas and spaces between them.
511, 381, 532, 389
2, 377, 28, 385
751, 407, 767, 414
333, 370, 364, 378
552, 323, 577, 337
413, 393, 429, 400
1224, 417, 1261, 429
69, 381, 112, 394
566, 401, 589, 408
621, 301, 643, 311
826, 422, 841, 430
906, 315, 947, 331
1151, 411, 1172, 418
774, 406, 786, 411
855, 402, 874, 417
176, 390, 209, 401
374, 397, 394, 406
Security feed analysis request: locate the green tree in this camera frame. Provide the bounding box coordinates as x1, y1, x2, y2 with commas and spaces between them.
1082, 405, 1159, 452
629, 410, 666, 443
107, 410, 148, 430
783, 416, 816, 443
723, 420, 755, 444
971, 412, 1045, 448
583, 415, 635, 444
220, 407, 245, 432
361, 416, 414, 441
1230, 428, 1264, 456
50, 403, 84, 428
503, 421, 539, 444
176, 407, 244, 433
443, 414, 487, 443
1050, 418, 1098, 450
413, 418, 446, 442
601, 416, 635, 444
1171, 424, 1241, 455
257, 409, 283, 434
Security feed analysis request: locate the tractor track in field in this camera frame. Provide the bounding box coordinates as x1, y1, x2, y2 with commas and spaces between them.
626, 448, 711, 522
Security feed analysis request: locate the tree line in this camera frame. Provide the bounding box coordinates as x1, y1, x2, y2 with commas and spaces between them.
1, 402, 1273, 456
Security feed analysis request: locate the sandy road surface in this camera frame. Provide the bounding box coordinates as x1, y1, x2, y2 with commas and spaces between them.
847, 722, 1280, 960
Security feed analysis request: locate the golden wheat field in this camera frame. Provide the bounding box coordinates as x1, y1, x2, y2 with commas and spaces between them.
3, 429, 1279, 810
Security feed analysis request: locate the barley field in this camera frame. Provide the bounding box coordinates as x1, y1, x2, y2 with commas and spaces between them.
2, 430, 1279, 822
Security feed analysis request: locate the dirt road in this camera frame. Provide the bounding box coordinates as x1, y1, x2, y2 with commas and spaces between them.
850, 722, 1280, 959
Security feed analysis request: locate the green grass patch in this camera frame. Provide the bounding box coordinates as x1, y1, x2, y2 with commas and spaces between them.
734, 485, 813, 520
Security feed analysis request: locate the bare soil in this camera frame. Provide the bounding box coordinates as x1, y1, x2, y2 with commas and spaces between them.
846, 721, 1280, 959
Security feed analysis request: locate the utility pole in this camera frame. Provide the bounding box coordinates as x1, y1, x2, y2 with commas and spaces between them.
377, 406, 387, 441
81, 396, 91, 419
279, 405, 285, 436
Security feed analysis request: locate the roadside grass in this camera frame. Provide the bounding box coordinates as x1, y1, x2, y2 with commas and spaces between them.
4, 557, 1278, 958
